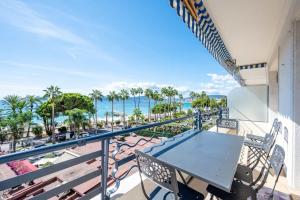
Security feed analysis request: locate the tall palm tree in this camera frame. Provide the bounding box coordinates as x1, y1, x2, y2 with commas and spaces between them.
43, 85, 62, 142
165, 86, 175, 118
3, 95, 20, 114
3, 95, 28, 152
137, 87, 143, 109
107, 91, 119, 131
178, 94, 183, 113
89, 90, 104, 129
172, 88, 178, 117
119, 89, 129, 126
130, 88, 138, 109
189, 91, 197, 102
161, 87, 169, 118
144, 88, 153, 122
25, 95, 40, 137
151, 91, 160, 121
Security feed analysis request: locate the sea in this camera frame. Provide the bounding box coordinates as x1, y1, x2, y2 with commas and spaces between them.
1, 95, 225, 124
95, 96, 192, 118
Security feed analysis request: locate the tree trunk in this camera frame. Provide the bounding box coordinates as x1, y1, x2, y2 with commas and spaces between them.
138, 95, 141, 108
148, 98, 151, 122
133, 96, 136, 109
51, 103, 55, 143
26, 106, 33, 137
12, 136, 16, 152
111, 100, 114, 132
123, 100, 126, 126
105, 112, 108, 126
95, 99, 98, 129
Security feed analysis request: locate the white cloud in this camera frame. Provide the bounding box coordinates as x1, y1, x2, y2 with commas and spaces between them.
93, 73, 238, 96
198, 73, 239, 95
90, 82, 188, 96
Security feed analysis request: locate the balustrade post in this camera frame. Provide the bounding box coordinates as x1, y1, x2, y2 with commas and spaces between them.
196, 109, 202, 130
101, 138, 110, 200
218, 107, 223, 119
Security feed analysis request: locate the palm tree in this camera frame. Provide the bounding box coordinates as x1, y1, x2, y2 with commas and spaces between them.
137, 87, 143, 109
189, 91, 197, 102
145, 88, 153, 122
119, 89, 129, 126
3, 95, 29, 152
25, 95, 40, 137
166, 86, 175, 118
151, 91, 160, 121
66, 109, 87, 139
161, 87, 169, 118
89, 90, 104, 129
107, 91, 119, 131
3, 95, 20, 114
130, 88, 138, 109
43, 85, 62, 142
178, 94, 184, 113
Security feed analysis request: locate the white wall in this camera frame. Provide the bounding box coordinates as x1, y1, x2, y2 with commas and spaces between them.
267, 18, 300, 189
228, 85, 268, 122
277, 24, 293, 178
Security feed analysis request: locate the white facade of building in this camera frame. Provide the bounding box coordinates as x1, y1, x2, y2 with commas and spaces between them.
204, 0, 300, 189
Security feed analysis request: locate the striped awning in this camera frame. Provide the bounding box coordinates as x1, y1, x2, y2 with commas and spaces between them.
169, 0, 244, 85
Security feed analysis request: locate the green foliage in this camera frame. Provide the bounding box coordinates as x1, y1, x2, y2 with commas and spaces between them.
65, 108, 88, 135
37, 93, 94, 136
132, 108, 144, 121
187, 109, 193, 115
191, 91, 211, 110
58, 126, 68, 133
57, 93, 94, 113
44, 153, 56, 159
218, 98, 227, 107
32, 126, 43, 138
41, 161, 53, 168
97, 121, 104, 128
135, 123, 192, 138
152, 103, 177, 114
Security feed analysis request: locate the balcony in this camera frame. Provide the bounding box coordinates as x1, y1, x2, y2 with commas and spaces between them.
1, 109, 299, 200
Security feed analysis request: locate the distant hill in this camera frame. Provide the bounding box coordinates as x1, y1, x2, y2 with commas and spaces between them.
208, 94, 226, 99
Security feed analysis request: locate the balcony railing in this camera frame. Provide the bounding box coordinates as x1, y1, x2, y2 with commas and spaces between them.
0, 109, 221, 200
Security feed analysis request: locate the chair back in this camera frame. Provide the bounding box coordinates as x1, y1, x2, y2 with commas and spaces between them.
270, 119, 280, 137
135, 150, 179, 196
268, 145, 285, 197
216, 118, 239, 134
270, 144, 285, 177
263, 122, 281, 154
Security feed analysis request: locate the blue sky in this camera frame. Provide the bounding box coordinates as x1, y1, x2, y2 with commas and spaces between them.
0, 0, 238, 97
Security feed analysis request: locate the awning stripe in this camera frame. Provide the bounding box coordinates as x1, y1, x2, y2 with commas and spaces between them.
169, 0, 244, 84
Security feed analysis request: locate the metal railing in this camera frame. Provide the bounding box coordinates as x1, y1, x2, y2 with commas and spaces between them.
0, 109, 221, 199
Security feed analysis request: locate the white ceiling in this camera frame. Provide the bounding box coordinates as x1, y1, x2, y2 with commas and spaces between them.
203, 0, 288, 66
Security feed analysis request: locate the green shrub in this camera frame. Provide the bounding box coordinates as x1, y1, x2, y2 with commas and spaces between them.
32, 126, 43, 138
97, 121, 104, 128
187, 109, 193, 115
58, 126, 67, 133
